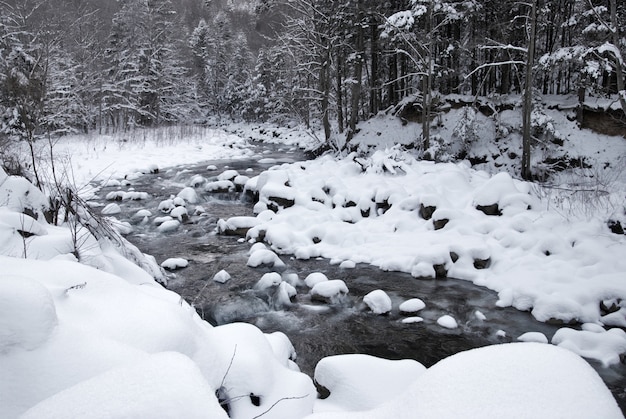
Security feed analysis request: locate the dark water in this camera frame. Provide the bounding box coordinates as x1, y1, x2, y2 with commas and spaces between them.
94, 142, 626, 412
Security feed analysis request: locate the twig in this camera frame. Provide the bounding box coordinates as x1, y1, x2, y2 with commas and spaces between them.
250, 394, 310, 419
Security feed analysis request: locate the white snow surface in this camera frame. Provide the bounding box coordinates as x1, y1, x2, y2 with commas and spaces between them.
363, 289, 392, 314
306, 343, 623, 419
313, 354, 426, 412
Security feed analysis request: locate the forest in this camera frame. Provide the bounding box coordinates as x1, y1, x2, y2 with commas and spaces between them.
0, 0, 624, 170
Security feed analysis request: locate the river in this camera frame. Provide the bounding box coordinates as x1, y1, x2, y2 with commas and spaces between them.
95, 141, 626, 412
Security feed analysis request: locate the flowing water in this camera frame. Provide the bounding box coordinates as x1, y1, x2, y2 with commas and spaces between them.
94, 142, 626, 412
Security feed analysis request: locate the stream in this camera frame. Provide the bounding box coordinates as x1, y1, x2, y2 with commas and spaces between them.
94, 141, 626, 413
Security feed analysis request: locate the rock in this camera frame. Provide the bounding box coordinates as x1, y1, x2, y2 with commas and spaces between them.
437, 315, 458, 329
476, 203, 501, 216
419, 204, 436, 220
213, 270, 231, 284
363, 290, 392, 315
310, 280, 349, 303
399, 298, 426, 313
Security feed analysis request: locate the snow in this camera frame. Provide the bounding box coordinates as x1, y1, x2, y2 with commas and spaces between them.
306, 343, 623, 419
21, 352, 229, 419
517, 332, 549, 344
310, 280, 349, 301
437, 315, 458, 329
247, 248, 286, 268
401, 316, 424, 324
313, 354, 426, 412
363, 290, 392, 314
552, 327, 626, 367
256, 272, 283, 290
399, 298, 426, 313
160, 257, 189, 270
305, 272, 329, 288
213, 269, 231, 284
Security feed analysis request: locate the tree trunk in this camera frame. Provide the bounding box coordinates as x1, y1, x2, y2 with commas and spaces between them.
522, 0, 537, 181
609, 0, 626, 119
336, 51, 344, 133
421, 1, 433, 152
346, 0, 364, 144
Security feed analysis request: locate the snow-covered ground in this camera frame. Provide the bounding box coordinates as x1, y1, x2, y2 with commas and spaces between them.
1, 112, 626, 417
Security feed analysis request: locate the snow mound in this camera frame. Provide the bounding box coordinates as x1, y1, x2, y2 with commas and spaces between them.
517, 332, 548, 344
399, 298, 426, 313
247, 248, 285, 269
437, 315, 458, 329
0, 276, 57, 352
160, 258, 188, 270
314, 354, 426, 412
101, 203, 121, 215
305, 272, 329, 288
213, 269, 231, 283
177, 187, 198, 204
310, 280, 349, 302
21, 352, 228, 419
363, 290, 392, 314
552, 327, 626, 367
256, 272, 282, 290
306, 343, 622, 419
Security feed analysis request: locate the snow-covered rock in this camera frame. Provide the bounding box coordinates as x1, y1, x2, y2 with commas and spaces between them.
437, 315, 458, 329
156, 219, 180, 233
552, 327, 626, 367
306, 343, 622, 419
363, 290, 392, 315
517, 332, 549, 344
313, 354, 426, 412
101, 203, 121, 215
304, 272, 328, 288
310, 280, 349, 303
399, 298, 425, 313
177, 187, 198, 204
160, 258, 189, 270
0, 276, 57, 352
247, 249, 285, 269
255, 272, 282, 290
213, 269, 231, 284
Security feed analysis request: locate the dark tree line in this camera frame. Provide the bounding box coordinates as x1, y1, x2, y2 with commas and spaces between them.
1, 0, 624, 169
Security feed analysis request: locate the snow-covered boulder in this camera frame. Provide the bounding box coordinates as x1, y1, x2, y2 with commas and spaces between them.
255, 272, 282, 290
552, 327, 626, 367
217, 216, 259, 236
213, 269, 231, 284
517, 332, 548, 344
305, 272, 329, 288
101, 203, 121, 215
363, 290, 392, 315
310, 280, 349, 303
0, 276, 57, 352
177, 187, 198, 204
247, 249, 285, 269
160, 258, 189, 271
306, 343, 622, 419
156, 219, 180, 233
205, 180, 235, 193
399, 298, 425, 314
314, 354, 426, 412
437, 315, 458, 329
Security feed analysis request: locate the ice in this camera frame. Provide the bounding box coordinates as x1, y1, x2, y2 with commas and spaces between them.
437, 315, 458, 329
401, 317, 423, 324
363, 290, 392, 314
